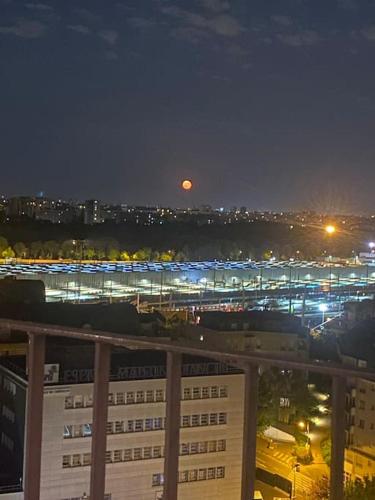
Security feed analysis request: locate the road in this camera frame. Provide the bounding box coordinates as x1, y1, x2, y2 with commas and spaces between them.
256, 436, 328, 499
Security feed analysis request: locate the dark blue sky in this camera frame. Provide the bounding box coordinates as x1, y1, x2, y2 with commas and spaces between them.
1, 0, 375, 212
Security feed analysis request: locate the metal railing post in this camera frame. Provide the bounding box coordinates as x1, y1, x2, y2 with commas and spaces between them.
330, 375, 346, 500
163, 352, 182, 500
241, 364, 259, 500
90, 343, 111, 500
24, 333, 46, 500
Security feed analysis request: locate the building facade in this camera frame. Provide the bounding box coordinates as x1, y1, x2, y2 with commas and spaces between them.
1, 357, 245, 500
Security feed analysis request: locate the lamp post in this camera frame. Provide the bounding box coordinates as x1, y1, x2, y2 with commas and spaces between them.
319, 303, 328, 324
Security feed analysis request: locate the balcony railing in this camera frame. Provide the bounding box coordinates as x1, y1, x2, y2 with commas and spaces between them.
1, 318, 375, 500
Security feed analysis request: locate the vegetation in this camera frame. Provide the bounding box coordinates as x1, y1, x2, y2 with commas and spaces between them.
320, 437, 331, 466
0, 218, 365, 262
310, 475, 375, 499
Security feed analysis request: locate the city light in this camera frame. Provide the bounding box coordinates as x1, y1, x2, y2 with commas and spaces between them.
319, 304, 328, 312
369, 242, 375, 250
325, 224, 336, 235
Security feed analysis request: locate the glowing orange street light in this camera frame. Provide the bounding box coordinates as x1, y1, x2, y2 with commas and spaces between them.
181, 179, 193, 191
325, 224, 336, 235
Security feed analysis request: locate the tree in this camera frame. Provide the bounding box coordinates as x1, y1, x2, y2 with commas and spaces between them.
2, 246, 15, 259
0, 236, 8, 255
309, 476, 375, 499
43, 240, 59, 259
132, 248, 152, 261
120, 250, 131, 261
14, 242, 28, 259
30, 241, 43, 259
107, 247, 120, 261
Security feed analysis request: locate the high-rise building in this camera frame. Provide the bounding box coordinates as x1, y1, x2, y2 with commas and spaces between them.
84, 200, 102, 224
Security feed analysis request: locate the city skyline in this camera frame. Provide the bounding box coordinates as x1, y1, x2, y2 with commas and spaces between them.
1, 0, 375, 212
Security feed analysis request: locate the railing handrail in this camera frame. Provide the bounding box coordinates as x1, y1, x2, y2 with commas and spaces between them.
1, 318, 374, 380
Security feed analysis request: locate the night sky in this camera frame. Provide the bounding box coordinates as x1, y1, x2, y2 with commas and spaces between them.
1, 0, 375, 212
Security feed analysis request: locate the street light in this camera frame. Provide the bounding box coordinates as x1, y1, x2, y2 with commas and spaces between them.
325, 224, 336, 235
369, 242, 375, 252
319, 303, 328, 323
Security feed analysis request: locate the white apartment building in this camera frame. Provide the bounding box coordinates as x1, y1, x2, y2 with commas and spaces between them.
1, 356, 245, 500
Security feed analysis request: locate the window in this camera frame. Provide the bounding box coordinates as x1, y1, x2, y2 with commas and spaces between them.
73, 425, 82, 437
1, 433, 14, 452
152, 473, 164, 487
65, 396, 73, 409
83, 453, 91, 466
199, 442, 207, 453
64, 425, 72, 438
115, 421, 123, 433
198, 469, 207, 481
202, 387, 209, 398
180, 471, 189, 483
105, 451, 112, 463
217, 467, 225, 479
134, 448, 142, 460
183, 388, 191, 400
218, 440, 226, 452
116, 393, 125, 405
190, 442, 199, 454
74, 395, 83, 408
191, 414, 200, 427
106, 422, 113, 434
208, 440, 217, 453
145, 418, 153, 431
126, 392, 135, 404
207, 468, 216, 480
209, 413, 218, 425
200, 414, 209, 426
181, 443, 189, 455
193, 387, 201, 399
218, 413, 227, 425
113, 450, 122, 462
219, 386, 228, 397
154, 417, 163, 430
127, 420, 134, 432
359, 419, 365, 429
3, 378, 16, 396
135, 419, 143, 432
83, 423, 92, 437
72, 454, 81, 467
153, 446, 162, 458
155, 389, 164, 402
85, 394, 93, 407
182, 415, 190, 427
136, 391, 144, 403
359, 401, 366, 410
124, 449, 132, 461
62, 455, 71, 468
371, 423, 375, 431
189, 470, 198, 482
108, 393, 114, 405
146, 390, 154, 402
211, 386, 219, 398
144, 447, 152, 459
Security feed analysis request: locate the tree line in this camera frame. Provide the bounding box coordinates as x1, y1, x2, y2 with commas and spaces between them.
0, 236, 182, 261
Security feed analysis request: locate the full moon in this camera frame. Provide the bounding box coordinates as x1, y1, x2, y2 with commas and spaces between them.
182, 179, 193, 191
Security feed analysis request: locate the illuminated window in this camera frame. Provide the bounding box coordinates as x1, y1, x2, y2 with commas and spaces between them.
198, 469, 207, 481
62, 455, 71, 468
207, 468, 216, 480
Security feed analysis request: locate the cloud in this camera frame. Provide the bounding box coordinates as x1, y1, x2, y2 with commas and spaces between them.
0, 18, 46, 38
171, 26, 209, 44
98, 29, 119, 45
104, 50, 118, 60
127, 17, 155, 29
271, 15, 293, 27
361, 25, 375, 40
277, 29, 321, 46
338, 0, 358, 10
25, 3, 53, 11
200, 0, 230, 13
161, 6, 243, 38
208, 14, 243, 36
67, 24, 90, 35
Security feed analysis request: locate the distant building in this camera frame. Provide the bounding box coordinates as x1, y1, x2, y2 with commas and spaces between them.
84, 200, 102, 224
338, 320, 375, 481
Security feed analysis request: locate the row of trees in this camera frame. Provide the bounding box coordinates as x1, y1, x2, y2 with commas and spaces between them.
0, 236, 183, 262
310, 475, 375, 499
